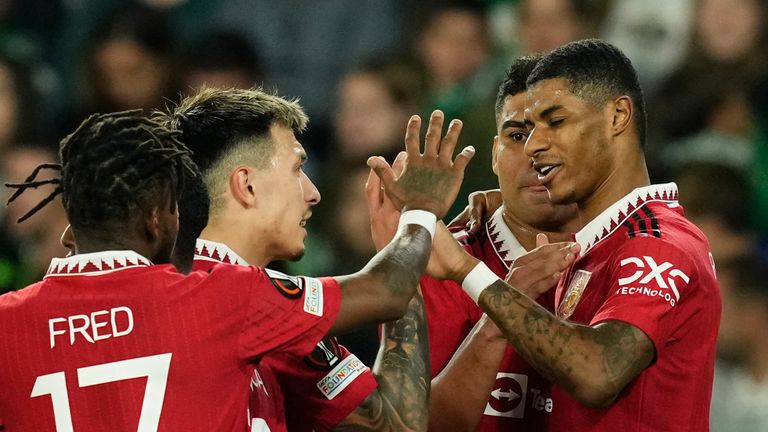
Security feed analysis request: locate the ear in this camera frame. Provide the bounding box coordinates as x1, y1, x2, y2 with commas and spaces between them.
228, 165, 259, 208
491, 135, 500, 176
611, 95, 633, 137
60, 224, 75, 253
144, 206, 162, 243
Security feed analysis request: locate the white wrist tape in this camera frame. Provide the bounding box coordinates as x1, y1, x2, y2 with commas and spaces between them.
461, 262, 501, 303
398, 210, 437, 240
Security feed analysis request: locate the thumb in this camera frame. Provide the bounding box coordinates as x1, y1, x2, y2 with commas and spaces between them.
367, 156, 396, 191
536, 232, 550, 248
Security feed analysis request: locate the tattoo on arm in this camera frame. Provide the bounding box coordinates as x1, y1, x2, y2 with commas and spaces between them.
479, 280, 654, 406
333, 291, 430, 431
364, 225, 432, 298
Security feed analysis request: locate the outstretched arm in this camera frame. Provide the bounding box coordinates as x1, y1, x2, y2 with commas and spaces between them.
329, 111, 475, 335
333, 290, 430, 431
445, 236, 654, 408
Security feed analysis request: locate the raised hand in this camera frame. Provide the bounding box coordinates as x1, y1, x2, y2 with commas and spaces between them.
366, 152, 406, 252
505, 233, 580, 299
367, 110, 475, 219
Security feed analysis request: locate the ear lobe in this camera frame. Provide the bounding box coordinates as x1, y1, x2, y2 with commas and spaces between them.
491, 136, 500, 176
611, 96, 633, 137
229, 166, 258, 208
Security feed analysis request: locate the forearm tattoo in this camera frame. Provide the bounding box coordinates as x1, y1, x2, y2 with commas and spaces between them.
334, 292, 430, 431
479, 281, 653, 401
366, 226, 431, 298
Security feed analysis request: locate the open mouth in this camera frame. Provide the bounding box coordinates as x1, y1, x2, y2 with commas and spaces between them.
533, 163, 559, 182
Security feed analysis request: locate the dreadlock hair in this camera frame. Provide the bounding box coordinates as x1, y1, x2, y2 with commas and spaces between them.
6, 110, 200, 245
153, 87, 308, 218
173, 173, 210, 273
494, 54, 543, 118
527, 39, 648, 148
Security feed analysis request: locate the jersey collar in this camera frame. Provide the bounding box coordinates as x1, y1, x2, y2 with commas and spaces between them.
485, 207, 528, 269
575, 183, 679, 256
194, 238, 249, 266
45, 250, 153, 278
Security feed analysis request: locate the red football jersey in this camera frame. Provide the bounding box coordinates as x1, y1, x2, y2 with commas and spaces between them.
550, 183, 721, 432
422, 208, 556, 431
0, 250, 341, 431
194, 239, 377, 432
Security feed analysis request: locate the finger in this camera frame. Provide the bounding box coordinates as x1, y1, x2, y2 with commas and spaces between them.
536, 232, 549, 248
439, 119, 463, 163
447, 206, 471, 228
452, 145, 476, 173
423, 110, 445, 157
468, 191, 486, 233
365, 166, 383, 208
404, 115, 422, 161
512, 242, 573, 266
367, 156, 397, 193
392, 151, 407, 178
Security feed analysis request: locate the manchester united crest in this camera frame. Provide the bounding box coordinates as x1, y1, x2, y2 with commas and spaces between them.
557, 270, 592, 319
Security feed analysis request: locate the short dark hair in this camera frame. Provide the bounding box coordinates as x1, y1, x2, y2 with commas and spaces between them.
527, 39, 647, 146
153, 87, 308, 216
494, 54, 543, 117
6, 111, 199, 244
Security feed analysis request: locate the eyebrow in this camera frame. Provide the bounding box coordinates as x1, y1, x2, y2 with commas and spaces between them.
538, 104, 564, 119
501, 119, 527, 130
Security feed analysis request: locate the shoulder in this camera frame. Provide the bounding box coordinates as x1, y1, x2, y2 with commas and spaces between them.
0, 281, 44, 310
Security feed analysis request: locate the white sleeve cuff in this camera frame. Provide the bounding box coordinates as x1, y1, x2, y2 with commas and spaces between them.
397, 209, 437, 239
461, 262, 501, 303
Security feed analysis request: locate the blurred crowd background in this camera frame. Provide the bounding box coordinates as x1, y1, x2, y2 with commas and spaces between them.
0, 0, 766, 428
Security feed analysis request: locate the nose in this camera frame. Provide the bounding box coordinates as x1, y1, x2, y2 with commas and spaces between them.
524, 126, 548, 159
301, 171, 321, 206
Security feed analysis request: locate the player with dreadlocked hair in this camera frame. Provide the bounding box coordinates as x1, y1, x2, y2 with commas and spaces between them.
0, 101, 477, 430
8, 110, 209, 274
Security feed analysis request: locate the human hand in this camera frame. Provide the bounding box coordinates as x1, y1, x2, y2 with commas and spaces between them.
366, 152, 406, 251
505, 233, 580, 299
447, 189, 503, 233
367, 110, 475, 219
426, 221, 477, 281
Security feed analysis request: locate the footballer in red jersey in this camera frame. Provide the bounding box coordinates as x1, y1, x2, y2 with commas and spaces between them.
419, 40, 720, 432
0, 251, 341, 431
368, 55, 580, 432
155, 88, 463, 430
194, 239, 377, 432
548, 184, 719, 431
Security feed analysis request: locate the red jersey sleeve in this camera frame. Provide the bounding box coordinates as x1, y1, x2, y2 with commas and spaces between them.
421, 274, 483, 376
223, 266, 342, 362
267, 337, 378, 431
591, 237, 696, 351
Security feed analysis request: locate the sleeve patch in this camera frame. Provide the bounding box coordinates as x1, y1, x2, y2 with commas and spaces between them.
302, 276, 324, 316
316, 354, 368, 400
265, 268, 304, 299
304, 338, 342, 370
615, 255, 690, 307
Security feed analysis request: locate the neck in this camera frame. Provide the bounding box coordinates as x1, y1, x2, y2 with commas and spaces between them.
501, 209, 580, 251
579, 149, 650, 224
200, 221, 269, 267
75, 237, 154, 261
